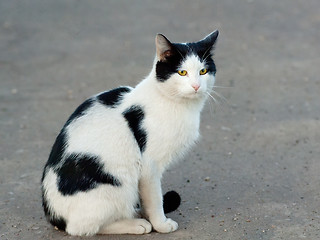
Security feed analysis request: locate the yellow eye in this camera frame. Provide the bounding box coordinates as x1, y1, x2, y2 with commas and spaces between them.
200, 68, 208, 75
178, 70, 188, 76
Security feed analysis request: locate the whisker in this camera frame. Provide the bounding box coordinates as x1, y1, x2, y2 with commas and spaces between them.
201, 48, 210, 61
202, 52, 212, 64
211, 89, 229, 105
206, 91, 224, 113
205, 85, 231, 117
206, 92, 219, 105
206, 92, 216, 118
212, 85, 233, 89
201, 45, 213, 63
175, 48, 185, 61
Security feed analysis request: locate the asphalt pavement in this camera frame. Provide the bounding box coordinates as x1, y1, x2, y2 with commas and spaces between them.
1, 0, 320, 239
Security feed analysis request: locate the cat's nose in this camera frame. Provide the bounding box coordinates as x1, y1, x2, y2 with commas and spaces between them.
192, 84, 200, 91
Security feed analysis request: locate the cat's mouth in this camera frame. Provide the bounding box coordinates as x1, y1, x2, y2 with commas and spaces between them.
181, 89, 205, 100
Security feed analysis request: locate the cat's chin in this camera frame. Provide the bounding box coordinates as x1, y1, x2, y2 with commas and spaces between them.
179, 91, 206, 101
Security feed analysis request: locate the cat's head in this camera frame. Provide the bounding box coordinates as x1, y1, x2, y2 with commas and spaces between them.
154, 30, 219, 101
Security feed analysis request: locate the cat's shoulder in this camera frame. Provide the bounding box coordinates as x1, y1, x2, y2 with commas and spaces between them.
64, 86, 133, 126
95, 86, 133, 108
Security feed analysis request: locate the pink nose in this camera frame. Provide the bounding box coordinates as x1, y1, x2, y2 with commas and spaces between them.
192, 84, 200, 91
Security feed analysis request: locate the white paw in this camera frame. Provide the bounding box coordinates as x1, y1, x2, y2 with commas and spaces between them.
134, 219, 152, 234
152, 218, 178, 233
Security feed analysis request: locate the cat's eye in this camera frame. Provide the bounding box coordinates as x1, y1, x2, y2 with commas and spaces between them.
199, 68, 208, 75
178, 70, 188, 76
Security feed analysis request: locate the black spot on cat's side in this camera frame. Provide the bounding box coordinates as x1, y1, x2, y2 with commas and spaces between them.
56, 154, 121, 196
65, 98, 94, 126
43, 130, 67, 170
43, 98, 94, 172
97, 87, 131, 108
122, 105, 147, 152
41, 130, 68, 230
42, 190, 67, 231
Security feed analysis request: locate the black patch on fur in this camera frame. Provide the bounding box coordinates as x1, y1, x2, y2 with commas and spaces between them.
42, 190, 67, 231
65, 98, 94, 126
156, 42, 217, 82
180, 42, 217, 74
156, 46, 185, 82
163, 191, 181, 214
122, 105, 147, 152
41, 130, 68, 230
43, 98, 94, 173
43, 130, 67, 170
97, 87, 131, 108
56, 154, 121, 196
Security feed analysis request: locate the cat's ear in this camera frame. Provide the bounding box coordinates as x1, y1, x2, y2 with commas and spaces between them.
155, 34, 174, 62
198, 30, 219, 56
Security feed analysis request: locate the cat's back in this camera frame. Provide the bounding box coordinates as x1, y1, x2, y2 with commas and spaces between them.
45, 86, 141, 173
64, 87, 134, 154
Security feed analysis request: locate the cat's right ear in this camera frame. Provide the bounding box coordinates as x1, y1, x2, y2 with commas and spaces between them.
155, 34, 174, 62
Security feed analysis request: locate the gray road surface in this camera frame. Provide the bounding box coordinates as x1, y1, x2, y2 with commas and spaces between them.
1, 0, 320, 239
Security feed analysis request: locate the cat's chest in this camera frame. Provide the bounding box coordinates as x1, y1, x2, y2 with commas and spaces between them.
143, 105, 200, 160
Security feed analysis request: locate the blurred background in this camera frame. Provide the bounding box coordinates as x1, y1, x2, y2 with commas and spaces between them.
1, 0, 319, 239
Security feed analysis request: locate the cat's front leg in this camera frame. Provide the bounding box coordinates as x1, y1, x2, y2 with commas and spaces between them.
139, 166, 178, 233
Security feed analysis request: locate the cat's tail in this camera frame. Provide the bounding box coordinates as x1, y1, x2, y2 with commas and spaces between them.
163, 191, 181, 214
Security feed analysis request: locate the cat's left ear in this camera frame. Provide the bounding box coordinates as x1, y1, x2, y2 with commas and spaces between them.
198, 30, 219, 55
155, 34, 174, 62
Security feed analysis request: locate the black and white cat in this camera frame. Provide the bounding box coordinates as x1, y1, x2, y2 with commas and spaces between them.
41, 30, 219, 236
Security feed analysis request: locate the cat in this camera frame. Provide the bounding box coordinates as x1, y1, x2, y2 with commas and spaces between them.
41, 30, 219, 236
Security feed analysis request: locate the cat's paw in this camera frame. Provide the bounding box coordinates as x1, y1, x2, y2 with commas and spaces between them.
133, 219, 152, 234
152, 218, 178, 233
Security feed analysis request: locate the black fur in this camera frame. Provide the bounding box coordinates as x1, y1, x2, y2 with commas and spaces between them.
97, 87, 131, 108
156, 46, 184, 82
122, 105, 147, 152
156, 32, 218, 82
42, 190, 67, 231
56, 154, 121, 196
177, 42, 217, 74
43, 97, 94, 170
41, 130, 68, 230
65, 98, 94, 126
163, 191, 181, 214
43, 131, 67, 170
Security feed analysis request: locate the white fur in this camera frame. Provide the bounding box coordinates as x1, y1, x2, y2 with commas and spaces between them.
42, 53, 215, 236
